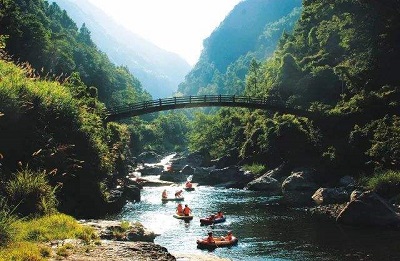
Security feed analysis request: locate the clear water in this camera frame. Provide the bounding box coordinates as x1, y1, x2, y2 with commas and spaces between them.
118, 185, 400, 261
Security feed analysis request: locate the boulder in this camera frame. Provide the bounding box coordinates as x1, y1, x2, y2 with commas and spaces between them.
264, 163, 291, 182
245, 173, 281, 195
137, 151, 161, 164
126, 222, 157, 242
137, 165, 164, 176
193, 166, 253, 189
339, 176, 356, 187
159, 170, 186, 183
82, 220, 156, 242
214, 148, 239, 169
282, 169, 318, 192
282, 168, 319, 206
312, 187, 349, 205
170, 150, 212, 170
350, 189, 363, 202
180, 165, 195, 176
336, 191, 400, 227
124, 184, 141, 202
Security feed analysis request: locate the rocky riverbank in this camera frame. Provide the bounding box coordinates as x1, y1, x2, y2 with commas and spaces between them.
46, 220, 228, 261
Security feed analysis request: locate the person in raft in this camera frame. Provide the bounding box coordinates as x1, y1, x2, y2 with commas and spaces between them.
185, 181, 192, 188
221, 231, 233, 241
206, 232, 215, 243
174, 190, 183, 198
215, 211, 224, 218
162, 189, 168, 199
176, 203, 183, 215
183, 204, 191, 216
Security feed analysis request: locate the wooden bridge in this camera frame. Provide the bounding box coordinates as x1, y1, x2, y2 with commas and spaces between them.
105, 95, 316, 121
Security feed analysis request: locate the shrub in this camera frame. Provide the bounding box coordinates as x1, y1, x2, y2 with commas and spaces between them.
6, 168, 58, 217
362, 170, 400, 199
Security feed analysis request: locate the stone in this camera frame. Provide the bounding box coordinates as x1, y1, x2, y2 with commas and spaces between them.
311, 187, 349, 205
245, 174, 281, 195
336, 191, 400, 227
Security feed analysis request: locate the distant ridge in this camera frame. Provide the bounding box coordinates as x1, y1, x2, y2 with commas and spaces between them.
52, 0, 191, 98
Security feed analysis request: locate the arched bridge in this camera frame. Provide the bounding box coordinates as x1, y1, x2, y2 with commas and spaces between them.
105, 95, 316, 121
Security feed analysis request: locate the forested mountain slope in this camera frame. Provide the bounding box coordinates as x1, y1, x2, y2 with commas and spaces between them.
0, 0, 150, 106
188, 0, 400, 182
0, 0, 148, 217
52, 0, 191, 98
178, 0, 302, 95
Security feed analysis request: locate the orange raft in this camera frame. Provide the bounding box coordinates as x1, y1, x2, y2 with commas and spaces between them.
196, 236, 238, 249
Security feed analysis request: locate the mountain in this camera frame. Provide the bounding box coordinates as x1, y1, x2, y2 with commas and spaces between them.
178, 0, 302, 96
51, 0, 191, 98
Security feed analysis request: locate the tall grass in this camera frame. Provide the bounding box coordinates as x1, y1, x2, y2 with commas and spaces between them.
6, 168, 58, 217
0, 199, 17, 247
12, 214, 97, 243
0, 214, 97, 260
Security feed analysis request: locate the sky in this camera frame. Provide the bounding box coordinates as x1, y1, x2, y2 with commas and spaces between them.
87, 0, 242, 65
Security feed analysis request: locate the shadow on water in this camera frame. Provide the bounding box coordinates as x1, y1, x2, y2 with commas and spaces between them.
117, 186, 400, 261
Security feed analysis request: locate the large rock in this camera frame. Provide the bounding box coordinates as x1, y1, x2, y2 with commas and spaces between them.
193, 166, 253, 189
245, 173, 281, 195
339, 176, 356, 187
214, 148, 239, 169
82, 220, 156, 242
282, 168, 318, 192
159, 170, 186, 183
336, 191, 400, 227
170, 150, 212, 170
312, 187, 349, 205
137, 165, 164, 176
180, 165, 195, 176
282, 168, 319, 206
137, 151, 161, 164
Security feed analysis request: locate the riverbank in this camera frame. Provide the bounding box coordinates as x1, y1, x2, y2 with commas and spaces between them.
52, 219, 229, 261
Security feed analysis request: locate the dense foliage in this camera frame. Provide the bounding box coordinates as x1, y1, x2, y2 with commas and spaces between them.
178, 0, 302, 96
0, 0, 150, 106
0, 58, 130, 217
187, 0, 400, 185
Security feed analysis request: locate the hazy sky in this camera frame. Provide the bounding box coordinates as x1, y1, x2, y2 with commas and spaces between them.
87, 0, 242, 65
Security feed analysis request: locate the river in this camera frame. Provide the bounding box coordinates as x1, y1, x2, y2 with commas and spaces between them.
117, 158, 400, 260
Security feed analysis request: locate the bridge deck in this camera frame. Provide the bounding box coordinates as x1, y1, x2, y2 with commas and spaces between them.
105, 95, 313, 121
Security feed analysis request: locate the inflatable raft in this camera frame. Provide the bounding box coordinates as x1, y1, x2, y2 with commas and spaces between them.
173, 213, 194, 220
200, 216, 226, 225
161, 197, 184, 202
196, 236, 238, 249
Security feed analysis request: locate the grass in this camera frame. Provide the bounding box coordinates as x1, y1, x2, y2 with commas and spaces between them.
362, 170, 400, 191
0, 200, 17, 247
242, 164, 267, 176
0, 213, 98, 260
361, 170, 400, 201
6, 168, 58, 217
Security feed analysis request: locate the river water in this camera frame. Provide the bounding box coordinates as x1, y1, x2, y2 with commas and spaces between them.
117, 183, 400, 261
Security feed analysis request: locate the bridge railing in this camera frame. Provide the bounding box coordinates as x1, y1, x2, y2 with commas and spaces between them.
105, 95, 287, 119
